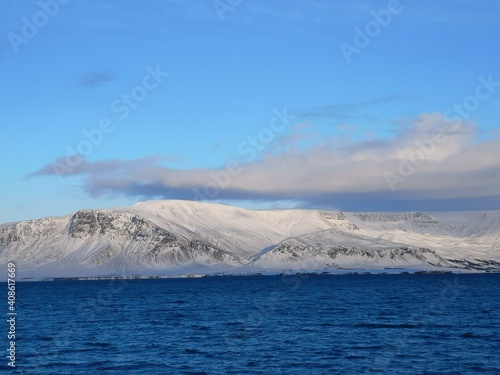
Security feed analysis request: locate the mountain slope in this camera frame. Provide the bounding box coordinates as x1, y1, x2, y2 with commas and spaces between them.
0, 200, 499, 278
0, 208, 241, 278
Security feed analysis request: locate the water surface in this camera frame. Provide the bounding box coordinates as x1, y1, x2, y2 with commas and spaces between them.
6, 274, 500, 374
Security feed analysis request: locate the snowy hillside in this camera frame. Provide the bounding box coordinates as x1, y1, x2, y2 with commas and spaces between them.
0, 200, 499, 278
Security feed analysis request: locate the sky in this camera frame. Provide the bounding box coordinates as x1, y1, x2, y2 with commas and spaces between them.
1, 0, 500, 223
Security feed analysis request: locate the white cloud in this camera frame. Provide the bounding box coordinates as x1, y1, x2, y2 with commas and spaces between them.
30, 113, 500, 209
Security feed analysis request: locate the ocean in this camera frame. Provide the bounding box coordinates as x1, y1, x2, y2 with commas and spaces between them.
4, 274, 500, 374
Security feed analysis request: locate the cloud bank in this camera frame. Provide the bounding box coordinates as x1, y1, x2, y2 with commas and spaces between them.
30, 113, 500, 211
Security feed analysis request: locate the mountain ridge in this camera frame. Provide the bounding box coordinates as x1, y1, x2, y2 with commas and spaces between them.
1, 200, 499, 279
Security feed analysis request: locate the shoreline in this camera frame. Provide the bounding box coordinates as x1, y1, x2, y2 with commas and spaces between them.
4, 268, 500, 283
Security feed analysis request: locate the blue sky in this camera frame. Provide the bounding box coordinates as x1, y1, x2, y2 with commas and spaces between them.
1, 0, 500, 223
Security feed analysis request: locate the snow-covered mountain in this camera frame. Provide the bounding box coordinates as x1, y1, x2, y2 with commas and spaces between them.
0, 200, 499, 278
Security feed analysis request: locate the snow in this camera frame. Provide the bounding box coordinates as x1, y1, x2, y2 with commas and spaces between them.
0, 200, 499, 279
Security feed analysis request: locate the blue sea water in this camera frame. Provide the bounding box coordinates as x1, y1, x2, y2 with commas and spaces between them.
3, 274, 500, 374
